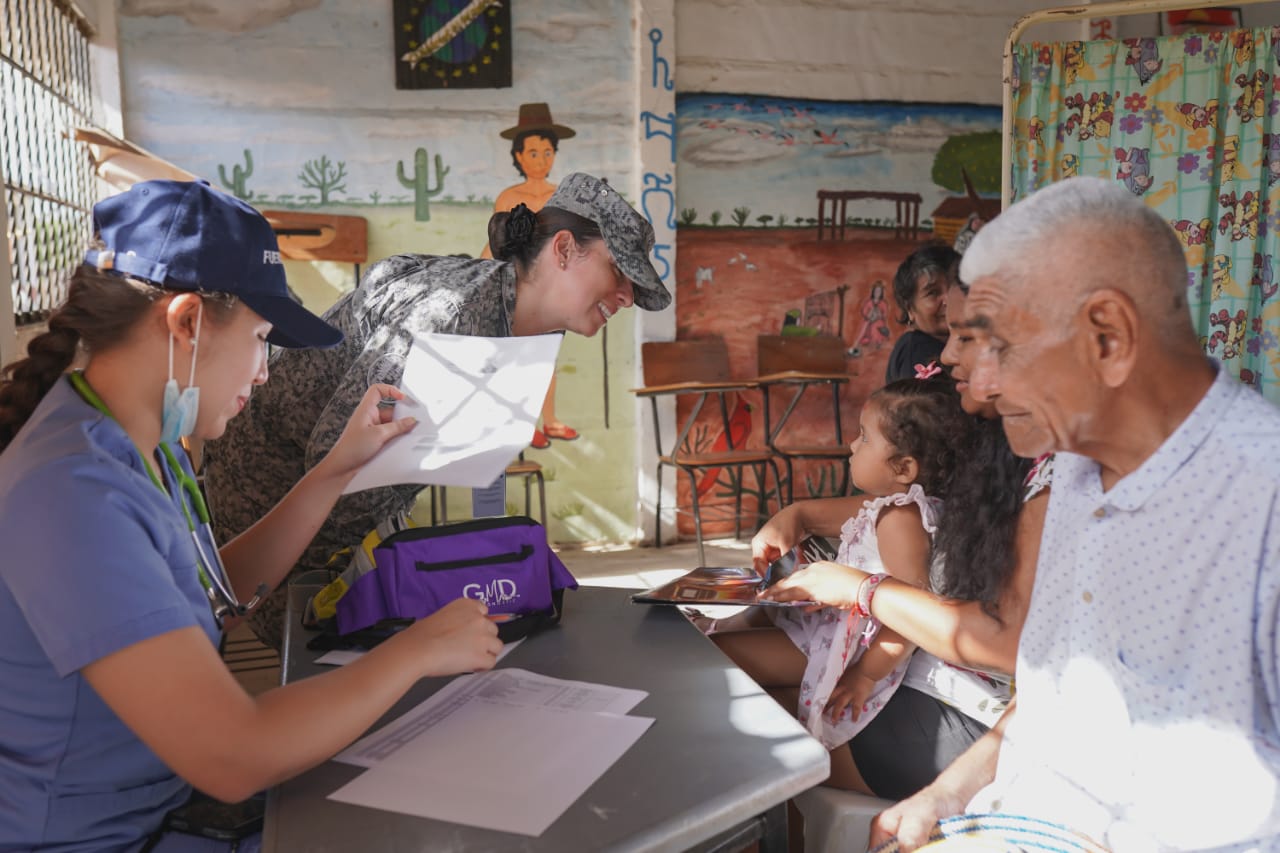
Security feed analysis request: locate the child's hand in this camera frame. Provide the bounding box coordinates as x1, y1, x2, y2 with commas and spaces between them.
750, 505, 805, 575
825, 669, 876, 723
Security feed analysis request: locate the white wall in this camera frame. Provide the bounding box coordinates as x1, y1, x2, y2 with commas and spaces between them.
675, 1, 1280, 105
675, 1, 1080, 104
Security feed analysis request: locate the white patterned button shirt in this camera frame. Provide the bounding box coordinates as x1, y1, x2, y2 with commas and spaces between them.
969, 364, 1280, 851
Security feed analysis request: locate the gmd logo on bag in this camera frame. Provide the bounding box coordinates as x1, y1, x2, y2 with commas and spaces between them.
463, 577, 521, 608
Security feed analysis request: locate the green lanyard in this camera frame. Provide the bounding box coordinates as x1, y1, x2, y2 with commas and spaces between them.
67, 371, 217, 595
68, 371, 164, 491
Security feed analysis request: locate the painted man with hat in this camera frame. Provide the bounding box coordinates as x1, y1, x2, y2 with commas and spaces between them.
484, 102, 582, 448
493, 101, 576, 214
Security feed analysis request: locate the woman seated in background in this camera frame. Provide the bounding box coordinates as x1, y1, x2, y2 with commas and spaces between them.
203, 172, 671, 651
723, 271, 1051, 801
0, 181, 503, 851
884, 244, 957, 383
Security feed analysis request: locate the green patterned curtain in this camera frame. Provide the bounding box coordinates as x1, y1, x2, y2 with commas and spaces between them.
1011, 28, 1280, 400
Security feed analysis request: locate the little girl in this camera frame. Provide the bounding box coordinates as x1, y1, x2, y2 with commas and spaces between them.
713, 370, 974, 757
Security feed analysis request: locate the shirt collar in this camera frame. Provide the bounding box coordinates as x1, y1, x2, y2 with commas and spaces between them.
1096, 360, 1238, 512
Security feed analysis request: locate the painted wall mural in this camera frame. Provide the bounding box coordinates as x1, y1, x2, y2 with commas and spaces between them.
673, 93, 1001, 534
116, 0, 641, 547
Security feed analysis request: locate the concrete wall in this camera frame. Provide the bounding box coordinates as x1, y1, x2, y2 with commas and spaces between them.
674, 1, 1280, 105
115, 0, 647, 545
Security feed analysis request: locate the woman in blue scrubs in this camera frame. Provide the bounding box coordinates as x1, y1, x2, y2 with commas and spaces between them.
0, 181, 503, 851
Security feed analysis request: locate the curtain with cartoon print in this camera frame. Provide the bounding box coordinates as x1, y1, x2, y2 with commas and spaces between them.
1010, 28, 1280, 401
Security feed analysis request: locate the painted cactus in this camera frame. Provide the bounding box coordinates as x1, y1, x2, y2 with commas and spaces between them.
395, 147, 450, 222
218, 149, 253, 200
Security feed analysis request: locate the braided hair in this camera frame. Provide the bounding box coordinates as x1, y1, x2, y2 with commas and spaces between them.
0, 265, 236, 453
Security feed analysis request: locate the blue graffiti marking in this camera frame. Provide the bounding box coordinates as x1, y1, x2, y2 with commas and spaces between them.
652, 243, 672, 282
642, 172, 677, 231
640, 110, 677, 163
649, 28, 673, 91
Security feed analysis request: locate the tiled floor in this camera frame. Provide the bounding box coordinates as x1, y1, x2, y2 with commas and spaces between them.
226, 537, 755, 695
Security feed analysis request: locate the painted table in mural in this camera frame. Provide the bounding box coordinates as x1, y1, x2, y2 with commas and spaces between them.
263, 585, 829, 852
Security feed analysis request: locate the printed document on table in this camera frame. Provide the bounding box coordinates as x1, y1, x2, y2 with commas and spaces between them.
344, 332, 562, 494
334, 668, 648, 767
327, 669, 654, 836
315, 637, 525, 668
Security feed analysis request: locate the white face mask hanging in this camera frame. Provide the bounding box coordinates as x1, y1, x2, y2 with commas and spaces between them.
160, 302, 202, 445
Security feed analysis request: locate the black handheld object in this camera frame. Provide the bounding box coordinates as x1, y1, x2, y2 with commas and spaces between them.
162, 792, 265, 842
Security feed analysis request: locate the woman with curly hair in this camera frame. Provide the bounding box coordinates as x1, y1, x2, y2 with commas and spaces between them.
203, 172, 671, 650
734, 275, 1051, 801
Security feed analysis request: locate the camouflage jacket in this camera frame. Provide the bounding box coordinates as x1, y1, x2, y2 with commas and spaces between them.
204, 254, 518, 576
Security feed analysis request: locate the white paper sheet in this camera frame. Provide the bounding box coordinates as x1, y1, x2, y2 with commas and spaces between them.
327, 668, 653, 836
315, 638, 525, 668
344, 332, 563, 494
334, 668, 648, 767
328, 702, 653, 836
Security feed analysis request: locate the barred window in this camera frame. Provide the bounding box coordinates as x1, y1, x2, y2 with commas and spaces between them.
2, 0, 95, 327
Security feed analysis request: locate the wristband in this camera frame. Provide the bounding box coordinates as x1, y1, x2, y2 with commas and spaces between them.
854, 572, 888, 618
850, 572, 888, 648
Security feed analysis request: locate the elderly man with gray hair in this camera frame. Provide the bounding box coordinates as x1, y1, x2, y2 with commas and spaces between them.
872, 176, 1280, 851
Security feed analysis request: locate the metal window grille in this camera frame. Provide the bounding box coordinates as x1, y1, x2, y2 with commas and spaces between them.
1, 0, 95, 327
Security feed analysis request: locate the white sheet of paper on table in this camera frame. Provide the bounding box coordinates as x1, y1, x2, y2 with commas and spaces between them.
334, 667, 648, 768
327, 668, 654, 836
315, 638, 525, 668
328, 701, 653, 836
343, 332, 562, 494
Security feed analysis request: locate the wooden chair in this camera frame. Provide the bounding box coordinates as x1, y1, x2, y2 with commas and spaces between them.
754, 334, 851, 503
634, 339, 783, 566
428, 453, 547, 528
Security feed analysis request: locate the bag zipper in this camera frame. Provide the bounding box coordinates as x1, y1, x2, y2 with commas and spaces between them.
378, 515, 538, 548
414, 544, 535, 572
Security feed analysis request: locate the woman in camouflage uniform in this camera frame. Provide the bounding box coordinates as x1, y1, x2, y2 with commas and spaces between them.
204, 173, 670, 649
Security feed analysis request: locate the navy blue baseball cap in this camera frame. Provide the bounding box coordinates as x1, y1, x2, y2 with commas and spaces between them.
84, 180, 342, 348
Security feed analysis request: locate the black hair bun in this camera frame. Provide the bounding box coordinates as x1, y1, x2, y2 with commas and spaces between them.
504, 203, 537, 248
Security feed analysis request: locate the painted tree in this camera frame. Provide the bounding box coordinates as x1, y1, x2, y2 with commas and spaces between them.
218, 149, 253, 200
298, 155, 347, 204
932, 131, 1002, 195
396, 146, 450, 222
731, 206, 751, 227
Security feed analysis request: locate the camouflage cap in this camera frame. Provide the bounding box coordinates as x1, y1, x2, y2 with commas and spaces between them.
545, 172, 671, 311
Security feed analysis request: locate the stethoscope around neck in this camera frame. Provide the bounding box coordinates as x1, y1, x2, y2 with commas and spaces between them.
69, 371, 266, 628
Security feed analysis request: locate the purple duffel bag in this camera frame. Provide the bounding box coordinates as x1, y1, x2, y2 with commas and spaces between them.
335, 516, 578, 643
